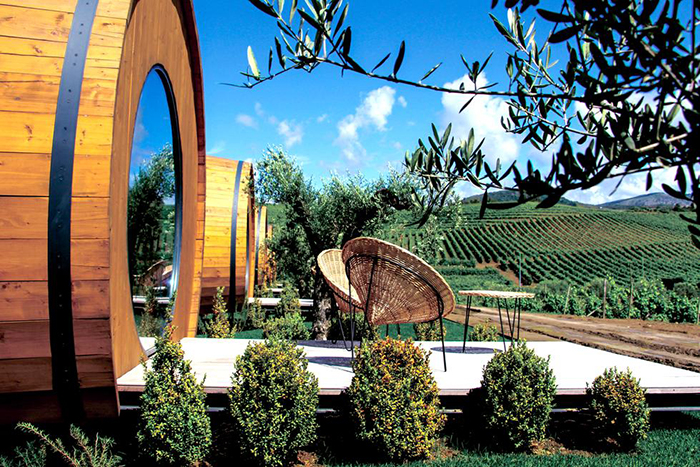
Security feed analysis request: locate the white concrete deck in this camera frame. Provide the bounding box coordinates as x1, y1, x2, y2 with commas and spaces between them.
247, 297, 314, 308
118, 339, 700, 398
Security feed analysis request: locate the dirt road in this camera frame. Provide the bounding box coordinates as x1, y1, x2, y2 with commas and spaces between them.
448, 305, 700, 373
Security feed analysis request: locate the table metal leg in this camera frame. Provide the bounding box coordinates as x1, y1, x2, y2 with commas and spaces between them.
516, 298, 522, 341
497, 298, 507, 352
462, 296, 472, 352
504, 299, 514, 343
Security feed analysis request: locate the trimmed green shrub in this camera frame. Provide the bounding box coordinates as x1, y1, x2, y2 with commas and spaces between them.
229, 339, 318, 467
470, 322, 499, 341
587, 367, 650, 451
203, 287, 236, 338
247, 296, 266, 329
328, 311, 379, 342
481, 342, 557, 451
13, 423, 120, 467
271, 282, 300, 319
413, 319, 444, 341
345, 337, 445, 461
138, 324, 211, 465
263, 311, 310, 341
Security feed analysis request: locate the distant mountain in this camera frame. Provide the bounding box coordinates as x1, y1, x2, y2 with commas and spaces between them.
463, 190, 576, 206
600, 192, 692, 209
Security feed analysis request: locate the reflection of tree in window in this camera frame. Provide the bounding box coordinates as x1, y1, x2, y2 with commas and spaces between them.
128, 144, 175, 284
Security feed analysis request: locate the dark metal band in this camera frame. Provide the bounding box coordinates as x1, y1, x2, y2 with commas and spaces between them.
48, 0, 100, 421
228, 160, 244, 310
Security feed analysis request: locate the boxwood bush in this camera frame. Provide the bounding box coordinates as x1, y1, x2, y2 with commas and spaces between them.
345, 337, 445, 461
587, 367, 650, 451
263, 311, 310, 341
229, 339, 318, 467
470, 322, 499, 341
413, 319, 444, 341
202, 287, 236, 338
137, 324, 211, 465
481, 342, 557, 451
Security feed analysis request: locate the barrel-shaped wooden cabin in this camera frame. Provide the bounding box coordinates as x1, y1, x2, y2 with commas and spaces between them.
201, 156, 255, 310
0, 0, 206, 422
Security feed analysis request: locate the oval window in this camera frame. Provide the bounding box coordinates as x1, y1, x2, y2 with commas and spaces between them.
127, 66, 182, 336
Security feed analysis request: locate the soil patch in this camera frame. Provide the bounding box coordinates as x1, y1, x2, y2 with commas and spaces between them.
476, 261, 520, 284
449, 305, 700, 372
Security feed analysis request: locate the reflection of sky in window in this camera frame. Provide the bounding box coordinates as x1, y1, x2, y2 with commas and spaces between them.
129, 71, 173, 188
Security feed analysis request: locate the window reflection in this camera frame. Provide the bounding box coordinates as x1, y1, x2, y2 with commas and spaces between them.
128, 68, 180, 337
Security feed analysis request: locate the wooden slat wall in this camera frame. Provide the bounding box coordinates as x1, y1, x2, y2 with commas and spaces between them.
0, 0, 206, 423
0, 0, 128, 422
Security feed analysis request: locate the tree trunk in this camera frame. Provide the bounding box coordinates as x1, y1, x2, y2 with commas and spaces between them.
311, 272, 331, 340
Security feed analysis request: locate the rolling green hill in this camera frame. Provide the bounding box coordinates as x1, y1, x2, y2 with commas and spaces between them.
383, 203, 700, 289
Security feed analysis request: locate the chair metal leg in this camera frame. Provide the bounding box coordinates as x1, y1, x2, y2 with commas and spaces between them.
439, 313, 447, 372
335, 306, 350, 351
462, 296, 472, 352
350, 309, 355, 359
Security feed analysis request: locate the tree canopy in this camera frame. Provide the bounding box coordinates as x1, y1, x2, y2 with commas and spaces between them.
240, 0, 700, 249
255, 147, 413, 336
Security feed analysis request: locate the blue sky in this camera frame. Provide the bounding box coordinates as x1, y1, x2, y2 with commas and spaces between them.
167, 0, 680, 204
131, 71, 173, 186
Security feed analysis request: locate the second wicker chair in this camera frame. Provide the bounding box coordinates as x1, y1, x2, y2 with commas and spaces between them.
342, 237, 456, 371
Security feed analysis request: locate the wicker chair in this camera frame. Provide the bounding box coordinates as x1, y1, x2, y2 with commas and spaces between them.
317, 249, 365, 348
317, 249, 363, 314
342, 237, 456, 370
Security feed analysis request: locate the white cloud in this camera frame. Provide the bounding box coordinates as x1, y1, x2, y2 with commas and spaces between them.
254, 102, 264, 117
398, 95, 407, 108
335, 86, 397, 162
207, 140, 226, 156
235, 114, 257, 128
440, 73, 520, 167
317, 114, 328, 123
254, 102, 278, 124
278, 120, 304, 147
133, 111, 147, 143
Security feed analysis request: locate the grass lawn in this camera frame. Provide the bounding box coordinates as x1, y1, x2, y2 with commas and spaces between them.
233, 318, 466, 341
2, 383, 696, 466
318, 411, 700, 467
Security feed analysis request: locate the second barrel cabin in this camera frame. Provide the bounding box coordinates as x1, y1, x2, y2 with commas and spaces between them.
201, 156, 256, 310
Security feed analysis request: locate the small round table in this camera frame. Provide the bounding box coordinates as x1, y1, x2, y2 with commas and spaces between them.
458, 290, 535, 351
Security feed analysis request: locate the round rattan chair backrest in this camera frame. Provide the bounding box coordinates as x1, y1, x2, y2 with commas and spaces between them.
317, 249, 363, 314
341, 237, 456, 326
